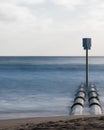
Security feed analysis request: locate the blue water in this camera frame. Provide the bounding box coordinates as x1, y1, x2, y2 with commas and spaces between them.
0, 56, 104, 119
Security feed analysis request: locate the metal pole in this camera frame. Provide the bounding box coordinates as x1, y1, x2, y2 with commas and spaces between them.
86, 49, 88, 88
83, 38, 91, 87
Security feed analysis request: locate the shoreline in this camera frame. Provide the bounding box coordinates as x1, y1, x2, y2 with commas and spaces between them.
0, 114, 104, 130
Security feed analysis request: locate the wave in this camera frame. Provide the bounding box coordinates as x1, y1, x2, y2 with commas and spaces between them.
0, 64, 86, 71
0, 64, 103, 72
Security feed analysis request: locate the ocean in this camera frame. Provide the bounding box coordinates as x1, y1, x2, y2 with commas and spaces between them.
0, 56, 104, 119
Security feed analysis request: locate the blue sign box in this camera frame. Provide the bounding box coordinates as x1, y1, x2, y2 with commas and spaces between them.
83, 38, 91, 50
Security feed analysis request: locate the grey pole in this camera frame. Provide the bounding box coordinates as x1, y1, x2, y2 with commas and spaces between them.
86, 49, 88, 88
83, 38, 91, 88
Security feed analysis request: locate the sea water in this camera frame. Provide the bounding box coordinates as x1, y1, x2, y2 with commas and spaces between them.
0, 56, 104, 119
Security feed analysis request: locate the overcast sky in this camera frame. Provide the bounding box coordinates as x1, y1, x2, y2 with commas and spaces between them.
0, 0, 104, 56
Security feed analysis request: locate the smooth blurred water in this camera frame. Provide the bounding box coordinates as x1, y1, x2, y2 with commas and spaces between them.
0, 56, 104, 119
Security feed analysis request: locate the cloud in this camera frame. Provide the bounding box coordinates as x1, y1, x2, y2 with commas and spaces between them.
51, 0, 104, 23
0, 0, 104, 32
82, 0, 104, 29
22, 0, 46, 4
0, 0, 104, 55
0, 0, 46, 4
0, 0, 47, 23
51, 0, 85, 10
0, 2, 34, 22
0, 0, 53, 33
0, 3, 17, 22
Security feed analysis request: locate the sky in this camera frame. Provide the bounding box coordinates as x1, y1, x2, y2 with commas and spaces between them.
0, 0, 104, 56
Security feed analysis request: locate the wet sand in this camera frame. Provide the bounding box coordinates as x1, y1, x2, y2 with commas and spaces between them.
0, 115, 104, 130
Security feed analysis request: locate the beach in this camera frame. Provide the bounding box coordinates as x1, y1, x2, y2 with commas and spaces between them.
0, 115, 104, 130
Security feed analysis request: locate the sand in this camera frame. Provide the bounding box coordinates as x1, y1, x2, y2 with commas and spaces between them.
0, 115, 104, 130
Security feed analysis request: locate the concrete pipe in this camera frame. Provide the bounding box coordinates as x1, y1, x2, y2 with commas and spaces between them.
88, 87, 96, 92
89, 98, 101, 107
89, 92, 99, 101
70, 83, 86, 115
90, 105, 102, 114
88, 87, 98, 96
89, 98, 102, 114
71, 105, 83, 115
76, 92, 86, 99
88, 85, 102, 114
71, 97, 84, 115
71, 94, 85, 115
75, 98, 85, 106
